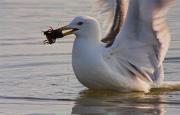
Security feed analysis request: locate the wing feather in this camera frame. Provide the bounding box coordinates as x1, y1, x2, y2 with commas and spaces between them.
152, 0, 174, 64
106, 0, 175, 84
95, 0, 128, 46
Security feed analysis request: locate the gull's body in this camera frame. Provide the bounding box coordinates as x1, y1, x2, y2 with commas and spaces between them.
71, 16, 151, 92
59, 0, 175, 92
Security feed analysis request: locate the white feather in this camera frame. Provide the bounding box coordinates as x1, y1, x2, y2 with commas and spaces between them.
95, 0, 128, 35
94, 0, 116, 35
109, 0, 175, 85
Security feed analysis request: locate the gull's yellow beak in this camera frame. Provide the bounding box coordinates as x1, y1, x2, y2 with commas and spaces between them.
58, 26, 79, 36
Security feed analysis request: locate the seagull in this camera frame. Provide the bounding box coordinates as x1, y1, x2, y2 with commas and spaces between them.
49, 0, 175, 92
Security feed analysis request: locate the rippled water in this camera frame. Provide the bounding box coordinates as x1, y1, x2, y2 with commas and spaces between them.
0, 0, 180, 115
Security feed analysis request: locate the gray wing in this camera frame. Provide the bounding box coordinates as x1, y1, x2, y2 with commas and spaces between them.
106, 0, 175, 84
95, 0, 128, 46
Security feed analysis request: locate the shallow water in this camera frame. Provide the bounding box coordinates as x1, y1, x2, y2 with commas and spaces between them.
0, 0, 180, 115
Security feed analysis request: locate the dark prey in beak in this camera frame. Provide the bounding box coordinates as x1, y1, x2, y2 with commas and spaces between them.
43, 27, 64, 44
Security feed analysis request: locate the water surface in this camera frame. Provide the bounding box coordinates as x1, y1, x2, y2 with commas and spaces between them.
0, 0, 180, 115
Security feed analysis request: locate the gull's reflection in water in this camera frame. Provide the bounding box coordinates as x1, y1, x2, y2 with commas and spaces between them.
72, 90, 165, 115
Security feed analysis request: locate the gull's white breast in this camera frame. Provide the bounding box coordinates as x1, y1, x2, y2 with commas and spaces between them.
72, 38, 110, 89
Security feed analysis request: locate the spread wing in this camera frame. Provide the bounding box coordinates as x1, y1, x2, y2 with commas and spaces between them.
105, 0, 175, 84
95, 0, 128, 46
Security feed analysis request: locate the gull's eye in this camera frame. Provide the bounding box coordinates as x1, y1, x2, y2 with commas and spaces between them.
77, 22, 83, 26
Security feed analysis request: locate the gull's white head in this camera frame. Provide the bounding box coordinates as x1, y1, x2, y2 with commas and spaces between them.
60, 16, 101, 40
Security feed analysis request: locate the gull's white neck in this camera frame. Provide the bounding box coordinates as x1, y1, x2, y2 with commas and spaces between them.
72, 21, 104, 86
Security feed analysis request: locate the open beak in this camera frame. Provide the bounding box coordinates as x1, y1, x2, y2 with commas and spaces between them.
58, 26, 79, 36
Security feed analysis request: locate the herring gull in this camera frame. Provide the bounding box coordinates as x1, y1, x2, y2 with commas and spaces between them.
44, 0, 176, 92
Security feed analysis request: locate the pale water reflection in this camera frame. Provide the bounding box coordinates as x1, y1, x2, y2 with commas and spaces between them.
73, 92, 163, 115
72, 89, 180, 115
